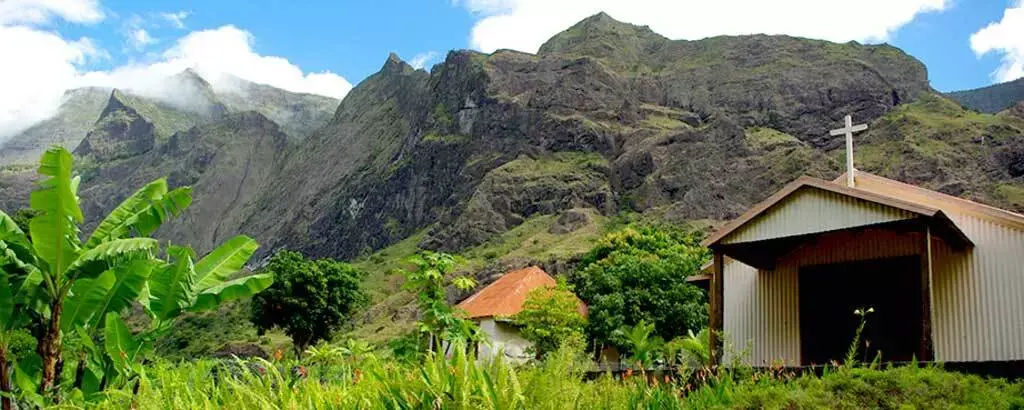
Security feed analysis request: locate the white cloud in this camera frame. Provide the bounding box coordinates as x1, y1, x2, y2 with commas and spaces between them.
0, 25, 99, 139
458, 0, 949, 53
79, 25, 351, 99
0, 5, 350, 140
409, 51, 440, 69
127, 28, 156, 50
970, 1, 1024, 83
0, 0, 104, 25
161, 11, 189, 29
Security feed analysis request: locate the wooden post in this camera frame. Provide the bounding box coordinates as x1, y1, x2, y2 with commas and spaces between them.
709, 250, 725, 368
919, 226, 935, 362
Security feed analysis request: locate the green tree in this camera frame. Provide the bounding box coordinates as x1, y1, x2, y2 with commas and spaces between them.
570, 225, 709, 351
512, 281, 586, 359
401, 252, 479, 353
250, 250, 368, 353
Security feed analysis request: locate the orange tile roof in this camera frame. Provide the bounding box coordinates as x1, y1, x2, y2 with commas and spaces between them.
456, 266, 585, 319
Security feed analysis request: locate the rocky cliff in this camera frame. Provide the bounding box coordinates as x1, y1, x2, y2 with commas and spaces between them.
2, 13, 1023, 268
232, 13, 967, 261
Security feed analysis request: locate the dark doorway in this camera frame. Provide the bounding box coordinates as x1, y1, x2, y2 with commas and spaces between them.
799, 256, 922, 366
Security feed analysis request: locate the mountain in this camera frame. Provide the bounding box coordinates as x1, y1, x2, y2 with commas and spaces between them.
230, 12, 944, 262
3, 13, 1024, 274
948, 77, 1024, 113
0, 70, 339, 166
212, 74, 340, 140
3, 12, 1023, 348
0, 87, 110, 165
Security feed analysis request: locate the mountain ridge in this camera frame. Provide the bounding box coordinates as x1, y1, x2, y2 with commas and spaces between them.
1, 13, 1022, 273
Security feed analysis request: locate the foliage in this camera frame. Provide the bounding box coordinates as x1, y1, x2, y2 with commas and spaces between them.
612, 320, 663, 368
0, 147, 271, 408
571, 225, 710, 349
512, 281, 586, 358
55, 347, 1024, 409
401, 251, 480, 352
664, 329, 710, 369
251, 250, 368, 352
0, 147, 191, 404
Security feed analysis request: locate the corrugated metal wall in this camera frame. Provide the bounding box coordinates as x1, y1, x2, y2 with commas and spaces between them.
932, 215, 1024, 362
722, 189, 916, 244
723, 229, 923, 366
723, 257, 800, 366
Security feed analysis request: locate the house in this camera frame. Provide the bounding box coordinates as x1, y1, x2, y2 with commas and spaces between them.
456, 266, 586, 362
700, 171, 1024, 368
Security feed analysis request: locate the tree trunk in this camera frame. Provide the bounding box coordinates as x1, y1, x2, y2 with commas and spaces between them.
38, 299, 63, 399
73, 351, 86, 390
1, 345, 12, 410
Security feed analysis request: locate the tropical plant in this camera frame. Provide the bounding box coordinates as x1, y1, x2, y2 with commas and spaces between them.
612, 320, 663, 368
250, 250, 368, 354
77, 236, 272, 395
512, 281, 587, 359
401, 251, 479, 352
0, 147, 273, 406
664, 329, 710, 369
0, 147, 192, 402
571, 225, 709, 351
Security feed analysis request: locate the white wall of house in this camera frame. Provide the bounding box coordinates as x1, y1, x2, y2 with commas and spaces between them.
476, 318, 534, 363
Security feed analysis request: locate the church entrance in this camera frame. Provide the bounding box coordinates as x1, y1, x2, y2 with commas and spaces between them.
798, 256, 923, 366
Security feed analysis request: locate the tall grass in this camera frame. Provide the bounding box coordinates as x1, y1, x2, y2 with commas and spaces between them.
60, 346, 1024, 410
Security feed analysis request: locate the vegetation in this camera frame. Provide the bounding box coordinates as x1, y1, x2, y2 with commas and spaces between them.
47, 344, 1024, 409
512, 281, 587, 359
570, 225, 710, 350
250, 251, 368, 353
0, 147, 271, 408
401, 252, 479, 353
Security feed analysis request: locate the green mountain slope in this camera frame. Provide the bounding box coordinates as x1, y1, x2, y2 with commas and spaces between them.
948, 77, 1024, 113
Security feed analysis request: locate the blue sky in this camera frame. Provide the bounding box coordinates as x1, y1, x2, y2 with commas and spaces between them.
2, 0, 1023, 138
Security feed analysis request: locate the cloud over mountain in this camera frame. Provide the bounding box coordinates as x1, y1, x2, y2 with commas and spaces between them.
0, 0, 351, 141
460, 0, 949, 53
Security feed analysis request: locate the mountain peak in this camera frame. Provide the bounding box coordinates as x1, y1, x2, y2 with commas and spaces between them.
538, 12, 666, 57
102, 89, 133, 117
382, 52, 413, 74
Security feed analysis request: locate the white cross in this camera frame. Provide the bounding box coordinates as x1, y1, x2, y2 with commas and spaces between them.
829, 115, 868, 188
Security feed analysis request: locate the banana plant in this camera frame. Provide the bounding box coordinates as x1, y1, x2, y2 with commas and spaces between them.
0, 147, 192, 399
0, 213, 43, 410
91, 235, 273, 390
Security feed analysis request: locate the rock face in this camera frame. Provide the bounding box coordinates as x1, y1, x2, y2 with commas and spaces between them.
3, 13, 1023, 267
74, 91, 157, 161
234, 14, 935, 259
75, 95, 289, 253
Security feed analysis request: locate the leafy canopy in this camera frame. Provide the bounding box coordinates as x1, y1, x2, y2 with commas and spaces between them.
512, 281, 587, 359
251, 250, 368, 351
570, 225, 709, 349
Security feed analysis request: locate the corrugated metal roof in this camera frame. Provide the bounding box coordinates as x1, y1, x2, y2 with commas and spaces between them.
702, 172, 1002, 247
841, 172, 1024, 231
457, 266, 581, 319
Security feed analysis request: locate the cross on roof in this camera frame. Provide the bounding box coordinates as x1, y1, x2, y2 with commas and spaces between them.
829, 115, 868, 187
